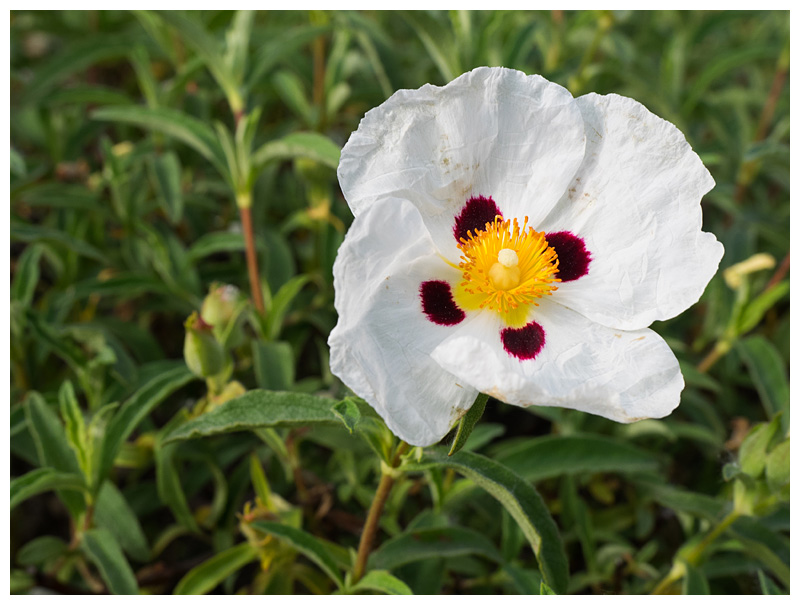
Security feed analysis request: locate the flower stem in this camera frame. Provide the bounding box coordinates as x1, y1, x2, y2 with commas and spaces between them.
352, 441, 410, 584
238, 202, 265, 315
650, 510, 741, 594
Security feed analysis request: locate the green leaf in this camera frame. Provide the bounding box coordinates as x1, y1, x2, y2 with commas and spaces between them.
246, 24, 329, 90
682, 45, 779, 113
409, 449, 568, 594
637, 479, 725, 521
80, 529, 139, 595
683, 563, 710, 594
94, 482, 150, 562
149, 151, 184, 224
223, 10, 255, 84
164, 390, 339, 443
154, 11, 243, 112
92, 106, 228, 178
491, 434, 659, 482
737, 336, 789, 428
737, 281, 789, 336
730, 517, 790, 588
353, 570, 413, 595
448, 393, 488, 456
10, 468, 87, 510
271, 70, 314, 125
11, 244, 43, 306
98, 363, 195, 482
401, 11, 457, 82
540, 580, 557, 595
16, 536, 68, 566
758, 569, 785, 595
11, 223, 106, 263
45, 85, 133, 107
10, 147, 26, 177
252, 341, 294, 390
503, 563, 543, 595
73, 273, 176, 301
251, 521, 343, 588
252, 132, 340, 172
738, 416, 781, 477
10, 570, 34, 594
186, 231, 252, 262
59, 381, 90, 481
19, 34, 136, 105
765, 438, 789, 491
249, 453, 272, 508
265, 274, 311, 340
369, 526, 503, 571
331, 398, 361, 434
24, 392, 86, 517
155, 414, 199, 533
173, 542, 257, 595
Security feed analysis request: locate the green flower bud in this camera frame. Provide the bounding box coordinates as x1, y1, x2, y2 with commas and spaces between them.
184, 312, 225, 378
201, 283, 241, 329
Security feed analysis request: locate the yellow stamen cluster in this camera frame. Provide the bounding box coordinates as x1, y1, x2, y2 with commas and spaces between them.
454, 217, 560, 327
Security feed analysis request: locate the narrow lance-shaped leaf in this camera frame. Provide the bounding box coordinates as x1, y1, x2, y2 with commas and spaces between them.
448, 393, 488, 456
369, 526, 503, 571
737, 336, 789, 430
252, 132, 341, 172
24, 392, 86, 517
250, 521, 343, 589
490, 433, 660, 482
155, 413, 199, 533
352, 570, 413, 595
11, 468, 87, 510
331, 398, 361, 435
80, 529, 139, 595
173, 542, 257, 595
408, 449, 568, 594
98, 363, 195, 482
11, 243, 44, 306
92, 106, 229, 179
153, 10, 244, 113
59, 381, 90, 481
265, 274, 311, 340
11, 223, 106, 263
20, 34, 136, 105
148, 151, 184, 225
164, 390, 340, 443
94, 482, 150, 562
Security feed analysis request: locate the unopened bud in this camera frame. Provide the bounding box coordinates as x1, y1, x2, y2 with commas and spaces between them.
184, 312, 225, 378
723, 253, 775, 290
201, 283, 241, 329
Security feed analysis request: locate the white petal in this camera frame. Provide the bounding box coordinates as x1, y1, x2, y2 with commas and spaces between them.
338, 66, 586, 262
328, 197, 478, 446
538, 93, 724, 330
431, 301, 683, 423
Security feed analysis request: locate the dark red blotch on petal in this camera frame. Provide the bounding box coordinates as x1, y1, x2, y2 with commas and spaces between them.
420, 280, 466, 326
453, 195, 503, 242
501, 321, 545, 360
546, 231, 592, 282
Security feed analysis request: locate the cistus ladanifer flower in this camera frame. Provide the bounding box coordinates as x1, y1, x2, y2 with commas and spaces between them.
328, 67, 724, 447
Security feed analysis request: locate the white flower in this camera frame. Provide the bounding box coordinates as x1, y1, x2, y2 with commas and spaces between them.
329, 67, 724, 447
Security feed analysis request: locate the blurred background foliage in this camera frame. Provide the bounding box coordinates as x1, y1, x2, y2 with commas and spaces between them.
10, 10, 789, 595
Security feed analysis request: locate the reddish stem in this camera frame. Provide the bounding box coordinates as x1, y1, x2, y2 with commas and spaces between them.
240, 205, 265, 314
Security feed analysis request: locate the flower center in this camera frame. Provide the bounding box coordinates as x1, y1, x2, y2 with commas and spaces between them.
453, 217, 560, 327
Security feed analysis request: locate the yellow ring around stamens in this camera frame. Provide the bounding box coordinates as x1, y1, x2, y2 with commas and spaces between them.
453, 216, 560, 327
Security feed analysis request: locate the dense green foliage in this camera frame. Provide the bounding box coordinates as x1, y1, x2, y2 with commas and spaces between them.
10, 10, 789, 595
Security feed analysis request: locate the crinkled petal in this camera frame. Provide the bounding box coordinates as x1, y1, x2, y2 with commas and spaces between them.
338, 66, 586, 262
538, 93, 724, 330
328, 197, 478, 446
431, 300, 683, 423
